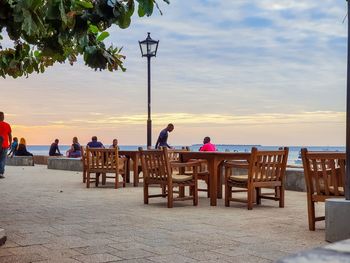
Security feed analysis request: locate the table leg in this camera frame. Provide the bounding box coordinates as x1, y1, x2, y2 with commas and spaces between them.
125, 157, 131, 184
208, 158, 217, 206
217, 163, 223, 199
133, 154, 139, 187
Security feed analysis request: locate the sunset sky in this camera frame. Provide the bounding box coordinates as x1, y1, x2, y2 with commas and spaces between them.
0, 0, 348, 146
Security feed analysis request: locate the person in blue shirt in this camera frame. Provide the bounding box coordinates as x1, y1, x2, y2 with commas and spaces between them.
87, 136, 104, 148
155, 123, 174, 149
8, 137, 18, 157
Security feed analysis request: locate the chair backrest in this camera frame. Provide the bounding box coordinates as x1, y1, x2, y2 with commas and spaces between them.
139, 147, 172, 182
301, 148, 345, 197
248, 147, 289, 183
86, 147, 119, 173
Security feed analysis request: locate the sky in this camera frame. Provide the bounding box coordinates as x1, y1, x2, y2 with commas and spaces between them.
0, 0, 348, 146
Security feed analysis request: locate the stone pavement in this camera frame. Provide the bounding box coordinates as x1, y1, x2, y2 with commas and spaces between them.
0, 165, 327, 263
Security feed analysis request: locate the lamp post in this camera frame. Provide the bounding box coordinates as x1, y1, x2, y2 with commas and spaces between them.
139, 32, 159, 148
346, 0, 350, 200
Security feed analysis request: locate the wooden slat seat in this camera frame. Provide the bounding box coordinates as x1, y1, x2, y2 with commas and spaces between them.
224, 147, 289, 210
301, 148, 345, 230
139, 147, 199, 208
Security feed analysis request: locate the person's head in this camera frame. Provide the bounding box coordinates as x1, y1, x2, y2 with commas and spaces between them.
0, 112, 4, 121
167, 123, 174, 132
13, 137, 18, 142
92, 136, 97, 142
73, 137, 78, 143
203, 136, 211, 144
54, 139, 59, 144
20, 138, 26, 145
112, 139, 118, 146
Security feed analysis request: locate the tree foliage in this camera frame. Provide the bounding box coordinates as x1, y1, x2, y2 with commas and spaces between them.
0, 0, 169, 78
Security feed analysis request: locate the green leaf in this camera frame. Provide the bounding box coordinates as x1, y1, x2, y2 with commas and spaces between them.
59, 0, 68, 26
76, 0, 93, 9
96, 31, 109, 42
89, 24, 99, 34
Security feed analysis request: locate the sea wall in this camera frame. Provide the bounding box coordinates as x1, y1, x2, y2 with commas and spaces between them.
33, 155, 49, 165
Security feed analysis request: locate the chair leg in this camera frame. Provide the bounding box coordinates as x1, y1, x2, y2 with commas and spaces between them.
225, 183, 230, 207
144, 182, 149, 204
167, 186, 173, 208
123, 174, 126, 187
279, 186, 285, 208
114, 173, 119, 189
256, 188, 261, 205
161, 185, 166, 197
102, 173, 106, 185
83, 170, 86, 183
207, 180, 210, 198
86, 172, 90, 188
247, 187, 254, 210
307, 196, 316, 231
95, 173, 99, 187
193, 182, 198, 206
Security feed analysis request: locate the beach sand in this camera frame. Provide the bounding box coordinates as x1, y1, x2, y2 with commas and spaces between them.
0, 165, 326, 262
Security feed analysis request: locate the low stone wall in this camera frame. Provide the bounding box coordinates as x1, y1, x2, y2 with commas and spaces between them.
47, 157, 83, 172
5, 156, 34, 166
33, 155, 49, 165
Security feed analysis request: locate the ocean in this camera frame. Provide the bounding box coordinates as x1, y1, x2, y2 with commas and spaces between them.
26, 145, 345, 165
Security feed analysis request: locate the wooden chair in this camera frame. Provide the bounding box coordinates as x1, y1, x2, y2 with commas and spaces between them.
301, 148, 345, 231
139, 147, 199, 208
224, 147, 289, 210
85, 147, 126, 189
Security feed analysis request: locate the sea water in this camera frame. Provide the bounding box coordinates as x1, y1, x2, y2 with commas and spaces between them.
26, 145, 345, 165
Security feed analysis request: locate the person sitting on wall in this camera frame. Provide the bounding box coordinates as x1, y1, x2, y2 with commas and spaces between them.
15, 138, 33, 156
109, 139, 120, 150
199, 136, 217, 152
7, 137, 18, 157
49, 139, 63, 156
87, 136, 104, 148
66, 137, 81, 158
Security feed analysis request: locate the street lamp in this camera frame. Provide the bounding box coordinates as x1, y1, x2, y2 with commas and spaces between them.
139, 32, 159, 148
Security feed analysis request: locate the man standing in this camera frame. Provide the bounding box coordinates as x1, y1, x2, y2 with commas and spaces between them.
155, 123, 174, 149
49, 139, 62, 156
0, 112, 12, 179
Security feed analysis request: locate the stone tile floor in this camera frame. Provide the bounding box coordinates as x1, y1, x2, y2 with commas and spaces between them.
0, 165, 327, 263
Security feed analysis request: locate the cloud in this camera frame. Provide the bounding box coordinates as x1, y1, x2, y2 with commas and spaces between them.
1, 0, 347, 145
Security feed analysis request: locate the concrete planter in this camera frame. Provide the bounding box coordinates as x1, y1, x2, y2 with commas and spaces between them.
47, 157, 83, 172
326, 198, 350, 242
5, 156, 34, 166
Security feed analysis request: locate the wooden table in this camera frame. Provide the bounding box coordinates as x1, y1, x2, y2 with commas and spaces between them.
178, 151, 251, 206
119, 150, 140, 187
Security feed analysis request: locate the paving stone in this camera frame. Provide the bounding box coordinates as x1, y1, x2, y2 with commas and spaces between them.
72, 253, 122, 263
0, 166, 328, 263
109, 248, 156, 259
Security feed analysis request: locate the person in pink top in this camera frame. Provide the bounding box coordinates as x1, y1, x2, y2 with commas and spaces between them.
199, 137, 216, 151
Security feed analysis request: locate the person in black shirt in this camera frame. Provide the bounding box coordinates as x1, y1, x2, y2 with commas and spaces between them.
15, 138, 33, 156
49, 139, 62, 156
155, 123, 174, 149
